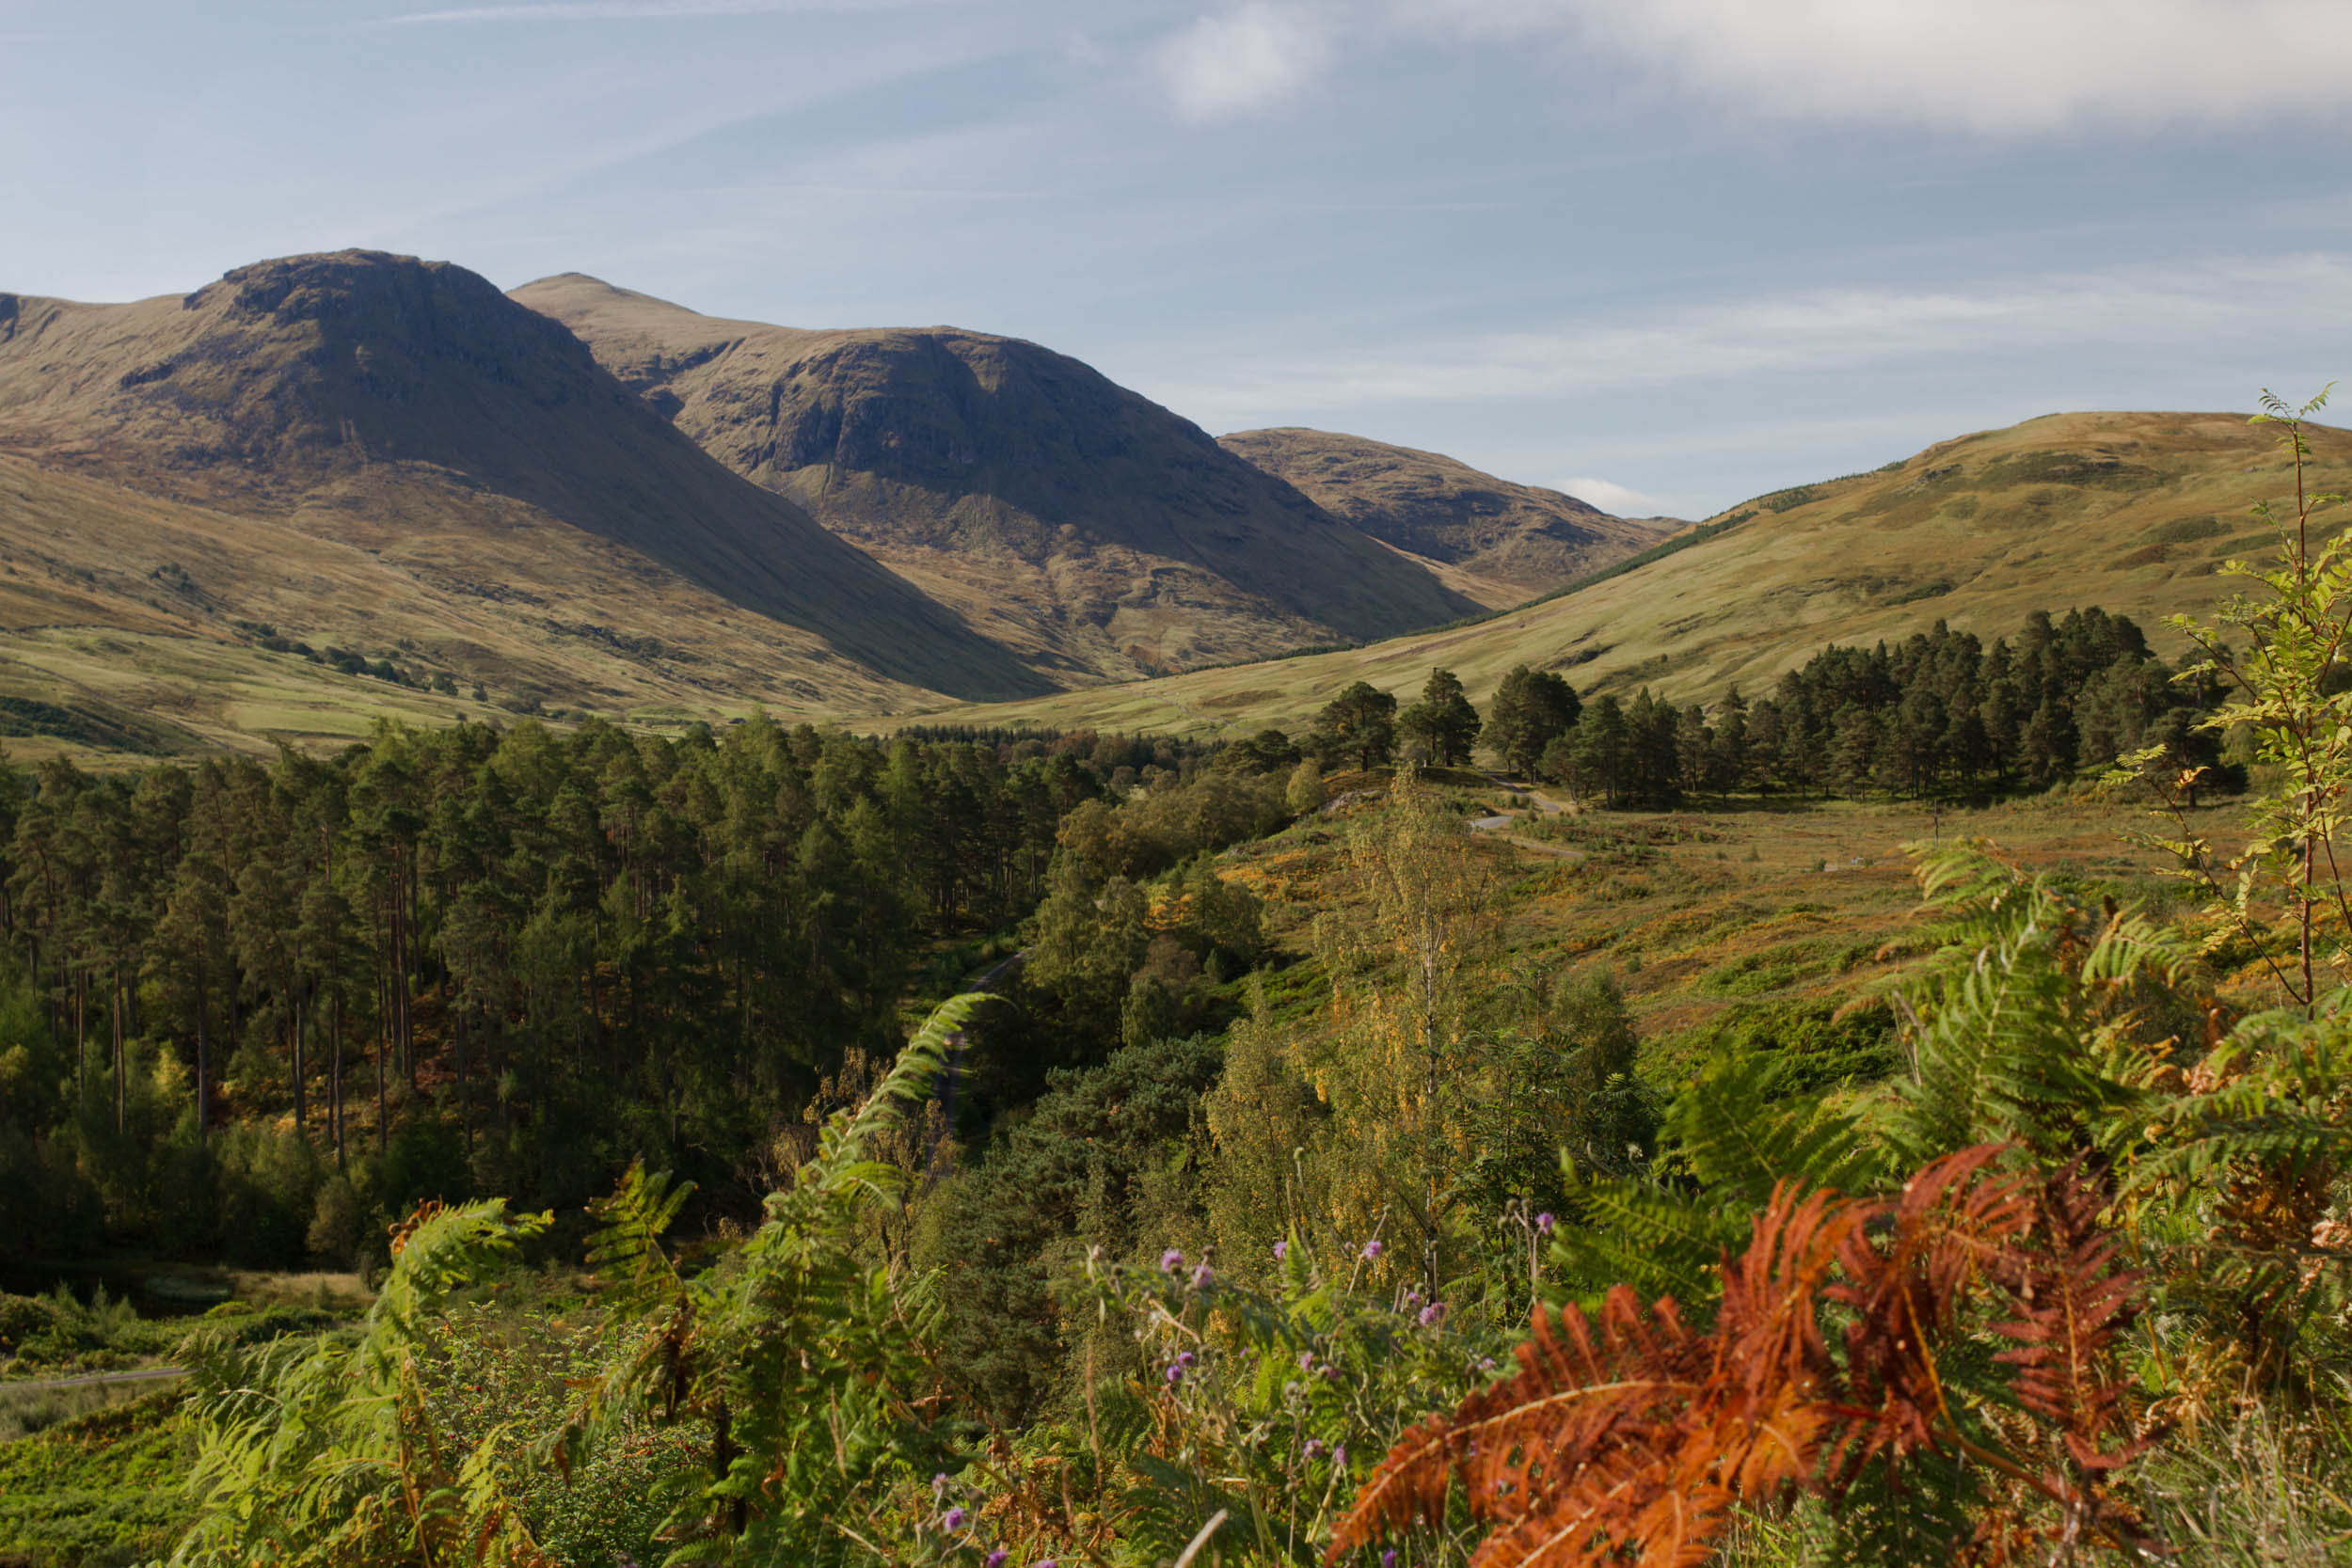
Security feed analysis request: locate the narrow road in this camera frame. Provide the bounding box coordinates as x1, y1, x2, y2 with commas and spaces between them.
1470, 771, 1585, 859
2, 1364, 186, 1396
967, 948, 1029, 991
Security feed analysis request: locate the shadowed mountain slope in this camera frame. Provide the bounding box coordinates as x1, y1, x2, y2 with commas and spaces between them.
893, 410, 2352, 736
510, 274, 1479, 680
1216, 426, 1677, 605
0, 250, 1047, 703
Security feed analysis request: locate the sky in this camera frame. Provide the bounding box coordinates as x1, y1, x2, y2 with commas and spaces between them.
4, 0, 2349, 517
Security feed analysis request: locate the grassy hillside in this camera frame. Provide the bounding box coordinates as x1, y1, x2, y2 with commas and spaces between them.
511, 275, 1481, 681
1217, 426, 1676, 605
0, 452, 946, 764
890, 410, 2352, 737
0, 252, 1047, 705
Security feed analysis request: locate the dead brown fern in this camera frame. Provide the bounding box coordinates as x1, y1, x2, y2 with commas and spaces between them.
1329, 1146, 2154, 1566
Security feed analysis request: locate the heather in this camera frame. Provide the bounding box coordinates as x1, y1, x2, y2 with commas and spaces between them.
5, 399, 2352, 1566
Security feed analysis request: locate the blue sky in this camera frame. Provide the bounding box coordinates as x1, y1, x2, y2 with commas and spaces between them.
4, 0, 2348, 516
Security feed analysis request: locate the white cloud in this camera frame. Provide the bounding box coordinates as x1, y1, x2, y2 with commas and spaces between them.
1391, 0, 2352, 134
1152, 253, 2352, 420
1155, 5, 1331, 120
373, 0, 901, 24
1559, 476, 1664, 515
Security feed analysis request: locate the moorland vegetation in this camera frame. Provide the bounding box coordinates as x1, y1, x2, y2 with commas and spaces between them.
2, 395, 2349, 1566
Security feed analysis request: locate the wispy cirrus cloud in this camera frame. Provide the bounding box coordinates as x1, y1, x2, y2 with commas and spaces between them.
1158, 254, 2352, 421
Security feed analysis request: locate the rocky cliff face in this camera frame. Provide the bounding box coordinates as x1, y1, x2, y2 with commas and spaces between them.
0, 252, 1048, 702
513, 274, 1480, 679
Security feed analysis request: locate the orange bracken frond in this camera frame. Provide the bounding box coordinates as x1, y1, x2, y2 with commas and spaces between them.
1824, 1145, 2034, 1487
1988, 1161, 2157, 1557
1330, 1180, 1869, 1567
389, 1198, 451, 1257
1331, 1143, 2157, 1566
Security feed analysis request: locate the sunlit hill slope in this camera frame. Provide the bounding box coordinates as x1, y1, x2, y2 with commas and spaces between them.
895, 410, 2352, 738
0, 250, 1051, 760
511, 274, 1487, 680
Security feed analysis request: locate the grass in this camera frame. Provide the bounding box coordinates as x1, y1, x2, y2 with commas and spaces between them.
18, 402, 2352, 778
1, 1275, 356, 1384
0, 1379, 173, 1444
889, 410, 2352, 740
0, 1389, 190, 1567
1218, 773, 2229, 1097
0, 451, 938, 768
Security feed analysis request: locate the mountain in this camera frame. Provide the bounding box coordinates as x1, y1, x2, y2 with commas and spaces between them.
1216, 427, 1677, 605
0, 249, 1049, 715
893, 410, 2352, 736
509, 275, 1480, 680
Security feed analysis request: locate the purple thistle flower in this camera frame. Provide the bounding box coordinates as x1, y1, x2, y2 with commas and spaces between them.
1272, 1239, 1287, 1261
1383, 1551, 1397, 1568
943, 1506, 967, 1530
1335, 1444, 1347, 1467
1160, 1247, 1184, 1273
987, 1555, 1008, 1568
1177, 1350, 1196, 1367
931, 1472, 949, 1495
1534, 1212, 1555, 1237
1190, 1262, 1214, 1289
1360, 1239, 1382, 1260
1165, 1363, 1184, 1384
1304, 1438, 1325, 1459
1297, 1351, 1315, 1371
1418, 1302, 1442, 1328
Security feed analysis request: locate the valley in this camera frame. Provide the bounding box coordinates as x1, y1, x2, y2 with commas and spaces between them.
911, 409, 2352, 737
3, 246, 2346, 1568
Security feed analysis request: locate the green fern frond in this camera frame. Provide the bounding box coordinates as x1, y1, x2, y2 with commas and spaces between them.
584, 1162, 694, 1319
1668, 1054, 1878, 1201
789, 990, 992, 1210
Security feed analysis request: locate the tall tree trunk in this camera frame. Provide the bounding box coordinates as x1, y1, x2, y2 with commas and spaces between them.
31, 935, 49, 1045
330, 990, 344, 1168
112, 965, 127, 1136
375, 957, 389, 1153
72, 967, 86, 1119
292, 985, 307, 1134
455, 1005, 472, 1159
195, 969, 209, 1141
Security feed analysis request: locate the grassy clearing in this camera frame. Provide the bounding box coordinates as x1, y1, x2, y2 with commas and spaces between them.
0, 1389, 190, 1566
0, 1273, 358, 1385
0, 1378, 175, 1444
1219, 773, 2222, 1095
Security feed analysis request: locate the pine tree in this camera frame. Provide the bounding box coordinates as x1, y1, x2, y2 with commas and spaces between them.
1311, 681, 1399, 771
1396, 667, 1482, 768
1485, 665, 1581, 777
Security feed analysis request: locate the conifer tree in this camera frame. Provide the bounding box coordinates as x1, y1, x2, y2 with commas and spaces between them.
1311, 680, 1399, 771
1397, 667, 1481, 768
1485, 664, 1581, 777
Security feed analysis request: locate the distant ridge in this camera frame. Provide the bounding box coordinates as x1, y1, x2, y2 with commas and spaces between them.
1216, 427, 1678, 605
511, 273, 1482, 680
0, 250, 1048, 703
892, 409, 2352, 737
